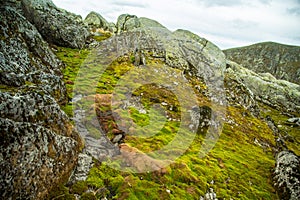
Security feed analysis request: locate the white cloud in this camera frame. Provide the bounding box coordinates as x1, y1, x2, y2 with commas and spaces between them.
52, 0, 300, 49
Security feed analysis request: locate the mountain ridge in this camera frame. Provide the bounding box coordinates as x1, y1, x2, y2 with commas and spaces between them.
224, 41, 300, 85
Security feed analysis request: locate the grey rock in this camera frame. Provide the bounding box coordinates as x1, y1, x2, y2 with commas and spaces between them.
0, 5, 66, 103
0, 4, 82, 199
116, 14, 166, 35
139, 17, 166, 29
274, 151, 300, 200
112, 134, 123, 144
225, 65, 260, 115
116, 14, 140, 34
287, 118, 300, 126
21, 0, 90, 48
68, 153, 93, 184
0, 91, 74, 136
84, 11, 111, 31
226, 60, 300, 114
0, 118, 80, 199
200, 188, 218, 200
224, 42, 300, 85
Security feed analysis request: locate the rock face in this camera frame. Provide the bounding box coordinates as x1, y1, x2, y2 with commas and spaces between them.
0, 3, 81, 199
21, 0, 90, 48
116, 14, 166, 34
226, 60, 300, 114
84, 11, 112, 31
224, 42, 300, 85
274, 151, 300, 200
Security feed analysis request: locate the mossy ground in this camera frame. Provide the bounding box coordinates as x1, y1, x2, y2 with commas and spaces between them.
53, 45, 281, 199
259, 103, 300, 155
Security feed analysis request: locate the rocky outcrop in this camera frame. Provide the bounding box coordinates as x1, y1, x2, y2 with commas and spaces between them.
224, 70, 260, 115
0, 117, 79, 199
21, 0, 90, 48
226, 60, 300, 114
116, 14, 166, 34
274, 151, 300, 200
224, 42, 300, 85
0, 3, 81, 199
84, 11, 113, 32
116, 14, 141, 34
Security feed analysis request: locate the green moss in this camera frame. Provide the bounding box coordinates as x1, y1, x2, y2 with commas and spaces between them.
47, 184, 75, 200
54, 46, 90, 100
81, 192, 97, 200
70, 181, 88, 195
55, 49, 280, 199
61, 103, 73, 118
92, 33, 112, 42
259, 103, 300, 155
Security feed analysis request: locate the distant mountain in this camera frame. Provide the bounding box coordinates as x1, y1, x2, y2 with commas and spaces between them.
224, 42, 300, 85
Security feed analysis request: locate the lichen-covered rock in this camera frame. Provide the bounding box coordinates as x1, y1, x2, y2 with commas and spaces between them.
0, 91, 75, 137
0, 6, 66, 103
274, 151, 300, 200
68, 153, 93, 184
0, 3, 82, 199
116, 14, 141, 34
21, 0, 90, 48
286, 118, 300, 127
116, 14, 166, 35
224, 42, 300, 85
84, 11, 111, 31
200, 188, 218, 200
225, 65, 260, 115
139, 17, 166, 29
0, 118, 79, 199
226, 60, 300, 114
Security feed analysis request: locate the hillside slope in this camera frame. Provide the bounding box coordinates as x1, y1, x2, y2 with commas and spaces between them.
224, 42, 300, 85
0, 1, 299, 200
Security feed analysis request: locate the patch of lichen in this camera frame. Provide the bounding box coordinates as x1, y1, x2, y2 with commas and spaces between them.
259, 103, 300, 155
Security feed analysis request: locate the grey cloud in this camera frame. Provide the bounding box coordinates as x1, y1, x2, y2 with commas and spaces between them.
112, 0, 147, 8
200, 0, 244, 7
199, 0, 271, 7
231, 19, 258, 29
287, 7, 300, 16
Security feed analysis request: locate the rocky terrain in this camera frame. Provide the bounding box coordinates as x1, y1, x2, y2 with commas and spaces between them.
1, 0, 299, 199
224, 42, 300, 85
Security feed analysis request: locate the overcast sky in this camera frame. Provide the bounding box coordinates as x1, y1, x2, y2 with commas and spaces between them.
52, 0, 300, 49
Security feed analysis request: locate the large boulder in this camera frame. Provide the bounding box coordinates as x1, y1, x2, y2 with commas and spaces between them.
21, 0, 90, 48
224, 42, 300, 85
0, 4, 82, 199
116, 14, 166, 35
274, 151, 300, 200
0, 5, 65, 102
116, 14, 141, 34
84, 11, 111, 31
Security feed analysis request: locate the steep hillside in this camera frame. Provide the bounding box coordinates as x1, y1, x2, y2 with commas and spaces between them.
1, 1, 299, 200
224, 42, 300, 85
